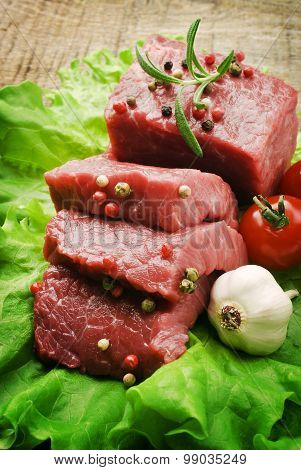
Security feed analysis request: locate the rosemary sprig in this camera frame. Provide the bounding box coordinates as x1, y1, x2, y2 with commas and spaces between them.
136, 18, 234, 157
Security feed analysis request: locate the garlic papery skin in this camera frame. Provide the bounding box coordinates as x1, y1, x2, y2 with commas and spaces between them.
208, 265, 299, 356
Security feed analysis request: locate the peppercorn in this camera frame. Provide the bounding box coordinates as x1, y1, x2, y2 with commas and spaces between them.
148, 81, 157, 92
178, 185, 192, 199
179, 279, 196, 294
104, 202, 120, 218
141, 298, 156, 313
102, 276, 115, 291
204, 53, 215, 65
96, 174, 109, 188
243, 67, 254, 78
229, 62, 242, 77
123, 354, 139, 370
172, 69, 183, 79
97, 338, 110, 351
161, 106, 172, 117
126, 96, 137, 107
204, 83, 213, 94
30, 282, 42, 294
111, 285, 123, 298
192, 107, 206, 121
114, 182, 131, 198
155, 80, 164, 87
185, 267, 199, 282
212, 107, 224, 122
161, 243, 173, 259
201, 119, 214, 131
235, 51, 245, 62
164, 61, 173, 70
123, 373, 136, 387
113, 101, 127, 114
181, 59, 188, 69
92, 191, 107, 203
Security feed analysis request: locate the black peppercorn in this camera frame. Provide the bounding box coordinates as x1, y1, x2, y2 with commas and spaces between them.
161, 106, 172, 117
164, 61, 173, 71
181, 59, 188, 69
201, 119, 214, 131
229, 62, 242, 77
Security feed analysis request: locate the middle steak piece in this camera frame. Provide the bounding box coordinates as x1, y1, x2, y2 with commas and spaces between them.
44, 209, 247, 302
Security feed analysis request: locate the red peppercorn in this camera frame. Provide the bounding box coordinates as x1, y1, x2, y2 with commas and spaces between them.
104, 202, 120, 218
161, 243, 173, 259
30, 282, 42, 294
212, 107, 224, 122
243, 67, 254, 78
113, 101, 127, 114
111, 285, 123, 298
92, 191, 107, 203
123, 354, 139, 370
192, 107, 206, 120
204, 53, 215, 65
235, 51, 245, 62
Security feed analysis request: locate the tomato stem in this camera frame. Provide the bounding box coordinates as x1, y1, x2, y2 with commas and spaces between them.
253, 195, 290, 229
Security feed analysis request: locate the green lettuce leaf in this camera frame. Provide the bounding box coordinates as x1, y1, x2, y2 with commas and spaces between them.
0, 43, 301, 451
0, 47, 133, 223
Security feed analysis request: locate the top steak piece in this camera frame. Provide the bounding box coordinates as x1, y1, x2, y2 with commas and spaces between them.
34, 265, 211, 379
44, 209, 247, 302
105, 35, 298, 202
44, 154, 238, 231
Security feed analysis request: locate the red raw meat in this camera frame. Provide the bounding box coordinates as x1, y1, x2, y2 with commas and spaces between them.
105, 35, 298, 201
44, 210, 247, 302
34, 265, 211, 379
44, 154, 238, 231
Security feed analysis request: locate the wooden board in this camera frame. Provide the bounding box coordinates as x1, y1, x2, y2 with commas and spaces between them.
0, 0, 300, 112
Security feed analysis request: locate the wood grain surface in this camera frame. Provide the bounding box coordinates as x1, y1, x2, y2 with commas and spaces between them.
0, 0, 300, 111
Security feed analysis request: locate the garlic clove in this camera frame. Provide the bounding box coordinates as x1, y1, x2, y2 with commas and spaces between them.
208, 265, 298, 356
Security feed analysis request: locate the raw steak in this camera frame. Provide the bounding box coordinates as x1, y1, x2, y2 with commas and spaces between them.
44, 154, 238, 231
105, 35, 298, 201
34, 265, 211, 379
44, 209, 247, 302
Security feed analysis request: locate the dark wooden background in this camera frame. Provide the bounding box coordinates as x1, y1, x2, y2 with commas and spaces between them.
1, 0, 300, 110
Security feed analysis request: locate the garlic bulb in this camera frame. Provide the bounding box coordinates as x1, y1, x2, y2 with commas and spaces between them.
208, 265, 299, 356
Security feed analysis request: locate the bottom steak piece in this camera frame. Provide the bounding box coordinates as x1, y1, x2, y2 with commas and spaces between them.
34, 265, 211, 379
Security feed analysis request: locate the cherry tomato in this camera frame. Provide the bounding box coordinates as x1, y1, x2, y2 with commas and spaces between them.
239, 195, 301, 269
280, 161, 301, 199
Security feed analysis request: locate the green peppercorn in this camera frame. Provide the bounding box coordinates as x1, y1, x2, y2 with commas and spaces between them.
126, 96, 136, 107
148, 81, 157, 92
102, 276, 115, 291
155, 79, 164, 87
123, 373, 136, 387
201, 119, 214, 131
114, 182, 131, 198
229, 62, 242, 76
179, 279, 196, 294
185, 267, 199, 282
172, 69, 183, 79
141, 298, 156, 313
